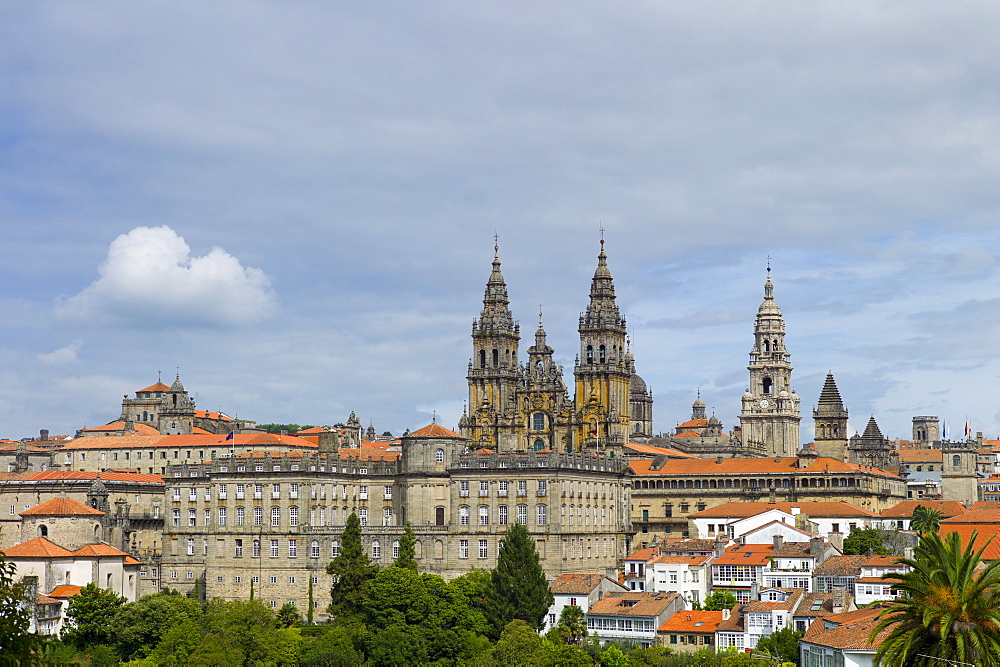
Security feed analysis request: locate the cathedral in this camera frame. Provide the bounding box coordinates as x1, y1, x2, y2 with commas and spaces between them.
458, 241, 652, 455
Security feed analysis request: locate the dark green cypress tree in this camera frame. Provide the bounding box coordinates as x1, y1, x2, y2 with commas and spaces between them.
485, 522, 554, 639
393, 522, 418, 571
326, 511, 378, 623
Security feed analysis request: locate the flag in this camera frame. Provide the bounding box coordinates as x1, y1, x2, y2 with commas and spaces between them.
226, 431, 235, 441
965, 421, 971, 439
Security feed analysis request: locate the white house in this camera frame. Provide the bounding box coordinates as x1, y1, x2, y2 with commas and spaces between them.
586, 591, 684, 648
800, 608, 886, 667
716, 588, 804, 651
545, 573, 627, 632
646, 554, 712, 608
688, 502, 877, 542
853, 555, 908, 606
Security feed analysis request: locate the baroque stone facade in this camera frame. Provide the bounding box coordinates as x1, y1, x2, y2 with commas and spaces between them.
459, 242, 649, 456
158, 424, 632, 618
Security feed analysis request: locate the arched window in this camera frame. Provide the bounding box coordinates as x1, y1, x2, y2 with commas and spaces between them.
435, 540, 444, 559
532, 413, 545, 430
392, 540, 400, 560
372, 539, 381, 559
435, 506, 445, 525
763, 340, 770, 352
599, 345, 606, 363
252, 539, 261, 557
310, 540, 320, 558
38, 525, 47, 537
270, 507, 280, 527
586, 345, 594, 363
479, 350, 486, 368
479, 506, 489, 525
460, 505, 470, 526
953, 454, 962, 467
762, 377, 773, 395
434, 448, 445, 463
492, 349, 499, 367
331, 540, 340, 557
533, 439, 544, 451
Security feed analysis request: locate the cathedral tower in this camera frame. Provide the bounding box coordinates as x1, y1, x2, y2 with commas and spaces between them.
574, 240, 633, 454
516, 312, 573, 451
462, 244, 521, 448
158, 374, 196, 435
739, 268, 801, 457
813, 373, 849, 461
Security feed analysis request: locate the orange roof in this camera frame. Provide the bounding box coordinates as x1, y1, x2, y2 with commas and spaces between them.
191, 427, 213, 435
124, 556, 142, 565
897, 448, 943, 463
689, 501, 877, 519
624, 443, 698, 458
625, 547, 658, 562
137, 382, 171, 393
802, 612, 887, 651
880, 500, 967, 518
0, 470, 164, 484
589, 592, 680, 617
713, 543, 773, 566
81, 421, 161, 435
970, 501, 1000, 512
73, 544, 129, 557
4, 537, 75, 558
550, 573, 612, 595
939, 525, 1000, 560
659, 610, 723, 633
20, 497, 104, 517
629, 456, 899, 478
404, 423, 463, 439
862, 555, 902, 568
48, 585, 83, 598
193, 410, 233, 421
650, 554, 713, 566
675, 430, 703, 438
677, 419, 709, 429
941, 508, 1000, 524
36, 594, 61, 606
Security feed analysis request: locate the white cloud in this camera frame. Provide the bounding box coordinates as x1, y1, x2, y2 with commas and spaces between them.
37, 340, 82, 365
54, 226, 274, 327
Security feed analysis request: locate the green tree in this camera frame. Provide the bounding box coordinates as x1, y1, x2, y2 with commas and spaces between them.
0, 547, 42, 666
327, 511, 379, 624
843, 527, 892, 556
598, 644, 628, 667
299, 626, 365, 667
700, 589, 738, 611
276, 602, 300, 628
485, 522, 554, 638
394, 522, 418, 571
150, 619, 203, 665
556, 605, 588, 645
911, 505, 944, 535
873, 530, 1000, 666
754, 627, 802, 664
307, 576, 314, 625
201, 598, 289, 666
492, 619, 541, 665
62, 582, 127, 650
110, 590, 203, 660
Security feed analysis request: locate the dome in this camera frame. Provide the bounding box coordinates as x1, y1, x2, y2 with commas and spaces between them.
708, 414, 721, 425
170, 374, 185, 392
630, 374, 647, 394
692, 396, 706, 408
778, 389, 789, 397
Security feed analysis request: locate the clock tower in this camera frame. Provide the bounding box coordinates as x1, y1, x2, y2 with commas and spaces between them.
739, 268, 801, 457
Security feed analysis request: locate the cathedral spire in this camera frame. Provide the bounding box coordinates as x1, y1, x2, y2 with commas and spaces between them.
476, 242, 516, 333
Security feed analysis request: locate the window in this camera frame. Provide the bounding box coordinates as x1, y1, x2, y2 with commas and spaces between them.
288, 539, 297, 558
235, 539, 243, 557
537, 505, 547, 525
532, 412, 545, 430
254, 484, 263, 499
358, 508, 368, 526
332, 540, 340, 557
372, 540, 381, 559
189, 488, 197, 501
289, 506, 299, 527
254, 507, 263, 526
384, 485, 393, 499
189, 509, 197, 527
288, 576, 296, 584
383, 507, 393, 526
498, 505, 508, 525
498, 481, 508, 497
252, 576, 259, 584
270, 576, 277, 584
271, 507, 281, 527
460, 506, 470, 526
235, 576, 241, 583
479, 539, 488, 559
311, 540, 320, 558
537, 480, 547, 496
435, 448, 444, 463
359, 485, 368, 499
290, 483, 299, 499
435, 507, 445, 525
392, 540, 400, 560
236, 484, 245, 499
252, 540, 260, 557
272, 484, 280, 499
237, 507, 245, 526
218, 507, 227, 526
204, 486, 211, 501
518, 480, 527, 496
460, 481, 470, 497
517, 505, 527, 524
459, 540, 469, 559
172, 488, 181, 502
271, 539, 279, 557
480, 481, 489, 496
172, 509, 180, 527
186, 539, 194, 556
477, 505, 488, 525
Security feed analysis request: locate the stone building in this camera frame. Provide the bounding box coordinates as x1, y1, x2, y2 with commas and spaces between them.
738, 269, 801, 457
813, 373, 849, 461
459, 241, 648, 456
157, 423, 632, 618
628, 447, 906, 541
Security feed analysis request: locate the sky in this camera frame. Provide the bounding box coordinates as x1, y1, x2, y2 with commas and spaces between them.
3, 2, 1000, 442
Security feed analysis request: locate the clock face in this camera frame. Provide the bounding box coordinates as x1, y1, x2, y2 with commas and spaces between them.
758, 398, 771, 409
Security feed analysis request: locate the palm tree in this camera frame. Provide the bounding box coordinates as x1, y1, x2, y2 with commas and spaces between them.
556, 605, 588, 645
872, 530, 1000, 666
911, 505, 944, 534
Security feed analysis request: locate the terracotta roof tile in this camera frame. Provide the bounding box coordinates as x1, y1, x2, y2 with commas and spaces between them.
588, 592, 680, 617
677, 419, 709, 429
4, 537, 75, 558
795, 591, 854, 618
802, 613, 888, 650
675, 431, 703, 438
896, 448, 943, 463
941, 508, 1000, 524
658, 610, 723, 633
403, 423, 463, 439
81, 421, 162, 435
20, 497, 104, 517
880, 500, 967, 518
626, 547, 658, 562
73, 544, 129, 557
47, 585, 83, 598
550, 573, 609, 595
813, 555, 869, 576
624, 443, 698, 458
0, 470, 165, 484
861, 555, 902, 567
629, 456, 899, 478
713, 544, 773, 565
137, 382, 171, 393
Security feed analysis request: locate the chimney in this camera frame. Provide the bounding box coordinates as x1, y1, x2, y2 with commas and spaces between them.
317, 429, 339, 454
713, 538, 726, 558
773, 534, 784, 549
39, 429, 49, 441
810, 536, 826, 558
832, 586, 846, 614
722, 607, 731, 621
716, 456, 724, 464
828, 532, 844, 553
903, 547, 913, 560
790, 506, 801, 515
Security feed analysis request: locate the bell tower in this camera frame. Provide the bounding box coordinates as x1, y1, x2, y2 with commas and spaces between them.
739, 267, 801, 457
462, 243, 520, 448
574, 239, 632, 454
813, 373, 849, 461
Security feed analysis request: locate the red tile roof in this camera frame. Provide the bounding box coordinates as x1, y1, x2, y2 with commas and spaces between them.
880, 500, 967, 518
658, 610, 723, 633
73, 544, 129, 557
20, 497, 104, 517
550, 573, 611, 595
137, 382, 171, 393
193, 410, 233, 421
80, 421, 162, 435
0, 470, 164, 484
626, 547, 658, 562
624, 443, 698, 458
589, 592, 680, 617
47, 585, 83, 598
862, 555, 903, 568
896, 448, 943, 463
689, 501, 877, 519
941, 508, 1000, 524
4, 537, 75, 558
713, 544, 773, 566
939, 525, 1000, 560
630, 456, 899, 478
403, 423, 463, 439
802, 611, 887, 650
675, 431, 703, 438
677, 419, 709, 429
